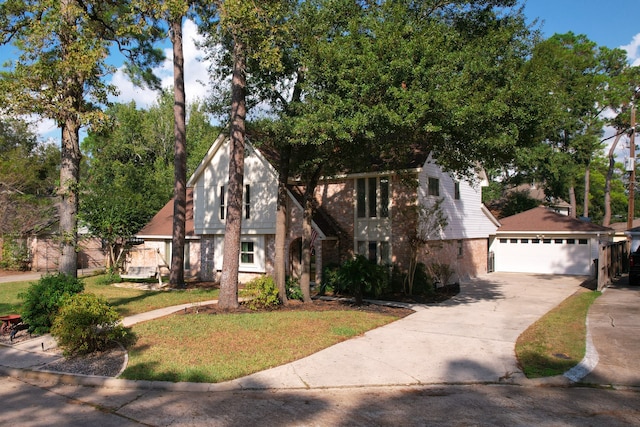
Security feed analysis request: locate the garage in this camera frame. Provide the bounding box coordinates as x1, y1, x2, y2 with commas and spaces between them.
490, 206, 614, 276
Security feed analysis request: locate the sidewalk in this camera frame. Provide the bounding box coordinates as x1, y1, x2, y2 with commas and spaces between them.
1, 273, 638, 391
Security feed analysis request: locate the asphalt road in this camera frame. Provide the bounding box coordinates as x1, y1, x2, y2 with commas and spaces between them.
2, 375, 639, 426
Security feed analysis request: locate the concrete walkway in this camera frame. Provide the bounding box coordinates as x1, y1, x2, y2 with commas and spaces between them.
0, 273, 597, 390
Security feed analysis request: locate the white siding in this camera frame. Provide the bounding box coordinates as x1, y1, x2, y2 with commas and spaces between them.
192, 140, 278, 235
418, 158, 498, 240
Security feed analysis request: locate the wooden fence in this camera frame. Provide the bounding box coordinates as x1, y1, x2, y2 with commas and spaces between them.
597, 241, 628, 291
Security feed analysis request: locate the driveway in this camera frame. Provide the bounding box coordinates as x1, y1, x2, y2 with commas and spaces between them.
223, 273, 585, 390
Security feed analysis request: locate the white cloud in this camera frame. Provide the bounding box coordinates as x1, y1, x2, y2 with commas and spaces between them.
110, 19, 212, 108
621, 33, 640, 66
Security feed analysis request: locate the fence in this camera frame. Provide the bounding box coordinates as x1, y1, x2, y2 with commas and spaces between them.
597, 241, 628, 291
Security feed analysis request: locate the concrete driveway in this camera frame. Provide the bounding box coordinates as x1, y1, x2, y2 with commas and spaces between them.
223, 273, 585, 390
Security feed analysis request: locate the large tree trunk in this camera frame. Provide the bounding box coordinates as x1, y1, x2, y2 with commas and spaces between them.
300, 167, 322, 303
583, 164, 590, 218
170, 17, 187, 288
219, 38, 247, 309
58, 118, 81, 277
274, 144, 291, 304
569, 186, 577, 218
603, 134, 623, 226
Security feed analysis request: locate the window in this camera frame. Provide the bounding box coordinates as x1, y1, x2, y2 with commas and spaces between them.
380, 177, 389, 217
567, 239, 576, 244
579, 239, 588, 245
457, 240, 463, 257
357, 179, 366, 218
357, 240, 390, 265
240, 241, 254, 264
428, 177, 439, 197
184, 241, 190, 270
356, 176, 390, 218
510, 238, 518, 244
543, 239, 551, 244
532, 239, 540, 244
555, 239, 563, 244
245, 184, 251, 219
219, 186, 226, 220
521, 239, 529, 243
454, 182, 460, 200
499, 238, 507, 243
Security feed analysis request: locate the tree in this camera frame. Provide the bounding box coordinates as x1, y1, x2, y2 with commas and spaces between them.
0, 1, 162, 277
266, 0, 537, 299
518, 33, 633, 219
80, 96, 216, 271
199, 0, 293, 308
0, 116, 58, 234
81, 102, 166, 270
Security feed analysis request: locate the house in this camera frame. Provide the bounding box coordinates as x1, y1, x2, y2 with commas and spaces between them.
132, 134, 500, 284
0, 225, 106, 273
490, 206, 615, 276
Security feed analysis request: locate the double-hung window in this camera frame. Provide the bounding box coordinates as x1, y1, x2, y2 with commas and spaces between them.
219, 184, 251, 220
240, 241, 254, 264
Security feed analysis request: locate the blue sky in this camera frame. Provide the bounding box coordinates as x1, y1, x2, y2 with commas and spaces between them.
521, 0, 640, 56
2, 2, 639, 142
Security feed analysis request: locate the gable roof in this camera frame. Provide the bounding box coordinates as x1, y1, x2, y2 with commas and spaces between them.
498, 206, 613, 234
137, 188, 195, 239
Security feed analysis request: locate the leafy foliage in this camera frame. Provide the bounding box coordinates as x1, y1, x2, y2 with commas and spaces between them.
285, 277, 304, 301
19, 274, 85, 334
51, 293, 135, 356
336, 255, 388, 305
241, 276, 281, 310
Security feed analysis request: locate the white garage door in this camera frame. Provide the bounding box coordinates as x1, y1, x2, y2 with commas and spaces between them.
492, 237, 593, 275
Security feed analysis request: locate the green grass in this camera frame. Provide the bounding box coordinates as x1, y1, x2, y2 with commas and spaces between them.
121, 309, 400, 383
515, 289, 601, 378
0, 274, 219, 317
0, 280, 31, 316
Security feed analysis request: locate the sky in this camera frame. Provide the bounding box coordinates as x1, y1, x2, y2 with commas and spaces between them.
2, 1, 640, 144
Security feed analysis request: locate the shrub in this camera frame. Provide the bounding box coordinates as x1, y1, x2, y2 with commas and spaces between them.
427, 262, 455, 287
320, 263, 342, 295
337, 255, 388, 304
51, 293, 135, 356
241, 276, 280, 310
286, 277, 304, 301
19, 273, 85, 334
0, 236, 30, 270
95, 271, 122, 286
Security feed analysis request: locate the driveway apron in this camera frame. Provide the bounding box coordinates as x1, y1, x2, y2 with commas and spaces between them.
226, 273, 585, 390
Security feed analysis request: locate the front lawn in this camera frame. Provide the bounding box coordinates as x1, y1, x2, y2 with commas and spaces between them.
515, 288, 600, 378
122, 306, 403, 383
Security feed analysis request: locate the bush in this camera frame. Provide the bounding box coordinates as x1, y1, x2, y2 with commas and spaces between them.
286, 277, 304, 301
319, 263, 342, 295
241, 276, 280, 310
95, 271, 122, 286
51, 293, 135, 356
19, 273, 85, 335
337, 255, 388, 304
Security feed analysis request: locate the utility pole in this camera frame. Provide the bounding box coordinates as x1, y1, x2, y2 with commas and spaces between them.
628, 106, 636, 231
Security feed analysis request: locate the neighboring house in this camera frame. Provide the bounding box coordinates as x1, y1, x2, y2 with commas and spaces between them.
610, 219, 640, 249
132, 134, 499, 284
490, 206, 614, 276
0, 230, 106, 272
